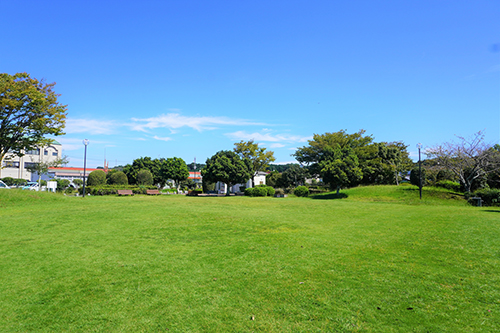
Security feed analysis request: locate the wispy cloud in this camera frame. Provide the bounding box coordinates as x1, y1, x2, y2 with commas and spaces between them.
65, 118, 118, 135
269, 143, 286, 148
225, 130, 311, 143
153, 135, 172, 142
58, 138, 109, 151
130, 113, 266, 132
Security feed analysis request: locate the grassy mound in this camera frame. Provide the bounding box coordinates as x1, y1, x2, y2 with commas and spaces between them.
311, 184, 467, 206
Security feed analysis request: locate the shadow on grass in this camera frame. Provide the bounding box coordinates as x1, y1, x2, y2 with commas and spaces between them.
310, 192, 348, 200
483, 209, 500, 213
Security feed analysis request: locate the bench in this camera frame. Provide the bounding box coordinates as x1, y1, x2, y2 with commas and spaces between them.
147, 189, 160, 195
117, 190, 134, 196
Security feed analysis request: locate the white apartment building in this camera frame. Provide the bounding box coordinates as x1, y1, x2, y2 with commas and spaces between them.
0, 141, 63, 181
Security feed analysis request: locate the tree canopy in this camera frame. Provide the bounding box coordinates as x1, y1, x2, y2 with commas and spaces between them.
426, 131, 500, 193
201, 150, 251, 195
161, 157, 189, 190
234, 140, 275, 185
0, 73, 67, 176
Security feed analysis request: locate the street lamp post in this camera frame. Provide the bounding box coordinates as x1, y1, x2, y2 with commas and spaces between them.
82, 139, 89, 197
417, 143, 422, 200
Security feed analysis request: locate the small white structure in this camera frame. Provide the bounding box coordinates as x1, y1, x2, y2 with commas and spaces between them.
216, 171, 268, 194
47, 181, 57, 192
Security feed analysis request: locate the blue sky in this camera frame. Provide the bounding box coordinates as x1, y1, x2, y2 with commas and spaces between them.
2, 0, 499, 168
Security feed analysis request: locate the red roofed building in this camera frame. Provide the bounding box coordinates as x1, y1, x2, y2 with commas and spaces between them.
48, 167, 101, 182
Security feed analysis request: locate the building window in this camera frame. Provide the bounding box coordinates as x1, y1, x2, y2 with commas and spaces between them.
52, 152, 58, 156
44, 150, 48, 156
24, 162, 37, 169
26, 149, 40, 155
3, 161, 20, 168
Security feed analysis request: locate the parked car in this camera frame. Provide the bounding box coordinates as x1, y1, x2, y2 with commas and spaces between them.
22, 182, 39, 190
0, 180, 10, 189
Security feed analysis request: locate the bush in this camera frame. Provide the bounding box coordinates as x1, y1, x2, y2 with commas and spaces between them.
87, 170, 107, 186
137, 169, 153, 185
410, 167, 426, 187
109, 171, 128, 185
435, 180, 461, 192
244, 187, 255, 196
266, 186, 275, 196
1, 177, 14, 186
253, 187, 268, 197
274, 188, 284, 195
470, 188, 500, 206
294, 186, 309, 197
73, 179, 83, 187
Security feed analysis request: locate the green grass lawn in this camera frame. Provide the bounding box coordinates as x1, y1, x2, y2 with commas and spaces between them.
0, 186, 499, 332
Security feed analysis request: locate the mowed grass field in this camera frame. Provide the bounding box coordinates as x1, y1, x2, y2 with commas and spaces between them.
0, 186, 499, 332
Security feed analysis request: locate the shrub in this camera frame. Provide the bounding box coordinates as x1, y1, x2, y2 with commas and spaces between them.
410, 167, 426, 187
244, 188, 255, 196
435, 180, 461, 192
73, 179, 83, 187
13, 178, 27, 186
274, 188, 284, 195
266, 186, 275, 196
109, 171, 128, 185
87, 170, 106, 186
137, 169, 153, 185
294, 186, 309, 197
470, 188, 500, 206
1, 177, 14, 186
253, 187, 268, 197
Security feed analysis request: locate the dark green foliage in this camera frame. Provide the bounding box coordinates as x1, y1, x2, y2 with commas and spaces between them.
77, 185, 158, 196
73, 179, 83, 186
266, 186, 275, 196
435, 180, 461, 192
87, 170, 106, 186
410, 167, 426, 187
109, 171, 128, 185
202, 180, 215, 193
1, 177, 14, 186
252, 187, 268, 197
281, 164, 308, 187
137, 169, 153, 185
56, 179, 70, 192
201, 150, 251, 196
436, 169, 456, 182
470, 188, 500, 206
267, 163, 299, 172
320, 146, 363, 193
0, 177, 26, 186
265, 171, 280, 187
123, 157, 163, 186
293, 186, 309, 197
244, 187, 254, 196
161, 157, 189, 189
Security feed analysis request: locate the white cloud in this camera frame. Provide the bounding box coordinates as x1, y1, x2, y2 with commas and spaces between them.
153, 135, 172, 142
225, 131, 311, 143
130, 113, 266, 132
269, 143, 285, 148
65, 118, 118, 135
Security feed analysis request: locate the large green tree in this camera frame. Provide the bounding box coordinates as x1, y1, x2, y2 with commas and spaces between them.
234, 140, 275, 186
281, 164, 308, 188
0, 73, 67, 177
201, 150, 252, 195
123, 157, 164, 186
320, 146, 363, 193
161, 157, 189, 190
294, 130, 375, 179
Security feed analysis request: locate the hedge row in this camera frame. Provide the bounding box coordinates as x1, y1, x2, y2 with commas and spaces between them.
244, 186, 275, 197
78, 185, 158, 196
469, 188, 500, 206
